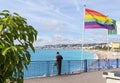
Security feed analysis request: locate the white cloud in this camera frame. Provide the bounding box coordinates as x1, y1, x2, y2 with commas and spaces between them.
40, 19, 67, 32
53, 34, 65, 41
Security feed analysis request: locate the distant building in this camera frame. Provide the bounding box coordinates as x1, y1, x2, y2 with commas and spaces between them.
110, 42, 120, 52
111, 42, 120, 49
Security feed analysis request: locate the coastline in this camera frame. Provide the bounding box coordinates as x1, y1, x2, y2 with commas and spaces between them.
88, 49, 120, 59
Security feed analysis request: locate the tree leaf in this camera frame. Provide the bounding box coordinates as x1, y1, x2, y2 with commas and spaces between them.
0, 25, 3, 33
13, 12, 19, 16
2, 47, 11, 56
2, 10, 9, 13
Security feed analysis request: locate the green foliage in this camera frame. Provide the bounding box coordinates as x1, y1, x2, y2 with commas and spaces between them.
94, 45, 111, 51
0, 10, 37, 83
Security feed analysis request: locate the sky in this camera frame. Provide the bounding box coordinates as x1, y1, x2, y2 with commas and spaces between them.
0, 0, 120, 46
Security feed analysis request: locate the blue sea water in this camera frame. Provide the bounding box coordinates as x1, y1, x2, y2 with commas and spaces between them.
29, 49, 96, 61
24, 49, 97, 78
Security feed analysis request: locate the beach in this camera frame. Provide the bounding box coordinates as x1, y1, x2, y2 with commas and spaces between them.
89, 49, 120, 59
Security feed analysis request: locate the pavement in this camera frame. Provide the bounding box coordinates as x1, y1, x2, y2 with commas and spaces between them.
24, 68, 120, 83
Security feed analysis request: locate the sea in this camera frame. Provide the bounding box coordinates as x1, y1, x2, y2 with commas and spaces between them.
24, 49, 98, 78
29, 49, 97, 61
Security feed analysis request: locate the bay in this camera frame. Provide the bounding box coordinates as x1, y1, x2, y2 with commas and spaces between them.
29, 49, 96, 61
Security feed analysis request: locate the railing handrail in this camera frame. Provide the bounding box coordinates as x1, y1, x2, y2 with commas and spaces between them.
24, 58, 120, 78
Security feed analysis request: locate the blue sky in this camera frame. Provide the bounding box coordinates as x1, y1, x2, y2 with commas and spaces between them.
0, 0, 120, 46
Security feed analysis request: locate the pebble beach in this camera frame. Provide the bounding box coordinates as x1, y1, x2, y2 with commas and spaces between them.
89, 49, 120, 59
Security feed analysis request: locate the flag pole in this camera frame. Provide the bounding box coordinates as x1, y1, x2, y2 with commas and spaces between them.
107, 30, 109, 59
81, 4, 86, 60
81, 2, 86, 70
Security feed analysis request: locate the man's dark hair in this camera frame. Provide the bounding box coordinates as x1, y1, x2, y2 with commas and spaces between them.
57, 52, 59, 54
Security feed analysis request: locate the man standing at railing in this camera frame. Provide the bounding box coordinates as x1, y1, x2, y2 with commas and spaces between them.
55, 52, 63, 75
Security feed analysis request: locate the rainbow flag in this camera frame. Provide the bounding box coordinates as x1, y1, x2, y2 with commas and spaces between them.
84, 8, 116, 30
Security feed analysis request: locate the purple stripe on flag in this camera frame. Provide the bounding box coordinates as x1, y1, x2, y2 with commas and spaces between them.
85, 22, 114, 30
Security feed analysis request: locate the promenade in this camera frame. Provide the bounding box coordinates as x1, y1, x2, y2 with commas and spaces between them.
24, 68, 120, 83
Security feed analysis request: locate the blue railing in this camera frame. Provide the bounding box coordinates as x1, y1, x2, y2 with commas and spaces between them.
23, 59, 120, 78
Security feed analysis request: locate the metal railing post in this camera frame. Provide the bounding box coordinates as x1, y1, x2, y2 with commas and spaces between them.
46, 61, 50, 76
68, 60, 71, 74
84, 59, 87, 72
116, 58, 119, 68
98, 59, 100, 70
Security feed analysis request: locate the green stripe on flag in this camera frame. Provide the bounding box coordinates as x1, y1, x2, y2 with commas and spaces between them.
108, 21, 117, 34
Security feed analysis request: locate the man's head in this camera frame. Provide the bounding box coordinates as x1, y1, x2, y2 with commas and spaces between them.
56, 52, 59, 54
